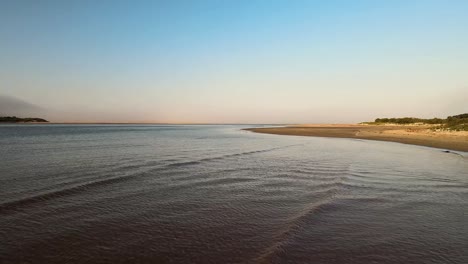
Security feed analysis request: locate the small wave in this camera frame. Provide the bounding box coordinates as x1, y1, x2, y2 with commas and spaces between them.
253, 170, 350, 263
183, 177, 257, 189
166, 160, 201, 167
254, 199, 338, 263
348, 171, 468, 187
165, 144, 301, 168
0, 172, 144, 213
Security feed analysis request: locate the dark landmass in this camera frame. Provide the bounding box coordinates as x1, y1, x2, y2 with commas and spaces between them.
0, 116, 49, 123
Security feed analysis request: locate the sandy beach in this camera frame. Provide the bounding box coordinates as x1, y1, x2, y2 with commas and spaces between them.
246, 124, 468, 152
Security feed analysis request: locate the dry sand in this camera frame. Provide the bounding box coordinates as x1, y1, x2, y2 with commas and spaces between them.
246, 124, 468, 152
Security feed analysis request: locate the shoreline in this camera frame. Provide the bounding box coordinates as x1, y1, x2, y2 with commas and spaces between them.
245, 125, 468, 152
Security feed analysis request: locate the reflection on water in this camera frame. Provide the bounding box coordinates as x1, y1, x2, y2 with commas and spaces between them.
1, 125, 467, 263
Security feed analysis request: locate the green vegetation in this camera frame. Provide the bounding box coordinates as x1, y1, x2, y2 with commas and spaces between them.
446, 114, 468, 131
368, 113, 468, 131
374, 117, 444, 124
0, 116, 48, 123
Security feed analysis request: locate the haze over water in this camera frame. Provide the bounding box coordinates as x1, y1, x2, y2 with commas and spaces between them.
1, 125, 467, 263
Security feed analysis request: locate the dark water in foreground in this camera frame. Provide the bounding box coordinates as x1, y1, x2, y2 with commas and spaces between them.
1, 125, 467, 264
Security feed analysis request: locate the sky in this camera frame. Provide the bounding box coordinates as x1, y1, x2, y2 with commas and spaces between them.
1, 0, 467, 123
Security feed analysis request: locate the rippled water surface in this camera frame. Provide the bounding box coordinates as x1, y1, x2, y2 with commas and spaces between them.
1, 125, 467, 263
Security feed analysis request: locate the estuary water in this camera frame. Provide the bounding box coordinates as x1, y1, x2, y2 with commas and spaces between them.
0, 125, 467, 264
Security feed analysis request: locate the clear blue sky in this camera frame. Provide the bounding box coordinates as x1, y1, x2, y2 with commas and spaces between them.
1, 0, 467, 123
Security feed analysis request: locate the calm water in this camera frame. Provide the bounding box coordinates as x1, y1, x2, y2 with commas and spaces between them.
1, 125, 467, 264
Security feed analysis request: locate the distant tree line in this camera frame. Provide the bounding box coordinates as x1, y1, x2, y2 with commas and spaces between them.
374, 117, 444, 124
446, 114, 468, 130
0, 116, 48, 123
373, 113, 468, 131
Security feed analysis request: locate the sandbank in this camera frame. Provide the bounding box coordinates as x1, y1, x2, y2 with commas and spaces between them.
246, 125, 468, 152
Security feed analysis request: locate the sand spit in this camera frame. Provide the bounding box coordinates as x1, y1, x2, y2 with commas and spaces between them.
246, 125, 468, 152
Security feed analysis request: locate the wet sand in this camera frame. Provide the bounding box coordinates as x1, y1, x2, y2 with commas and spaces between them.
246, 125, 468, 152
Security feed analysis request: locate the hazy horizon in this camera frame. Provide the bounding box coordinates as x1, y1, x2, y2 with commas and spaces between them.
1, 1, 467, 123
